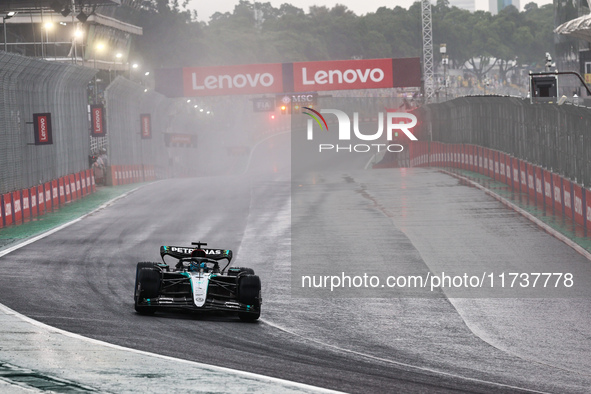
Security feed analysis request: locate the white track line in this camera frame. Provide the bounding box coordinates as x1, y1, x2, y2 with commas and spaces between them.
0, 183, 341, 394
261, 318, 550, 394
0, 302, 341, 393
364, 154, 377, 170
242, 129, 291, 176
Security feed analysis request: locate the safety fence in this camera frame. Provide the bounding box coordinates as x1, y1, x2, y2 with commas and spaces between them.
410, 96, 591, 187
0, 169, 96, 228
104, 76, 172, 180
0, 52, 96, 195
404, 141, 591, 232
0, 51, 224, 230
104, 76, 225, 180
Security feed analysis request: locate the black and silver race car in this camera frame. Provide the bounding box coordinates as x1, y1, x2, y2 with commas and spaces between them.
134, 242, 261, 321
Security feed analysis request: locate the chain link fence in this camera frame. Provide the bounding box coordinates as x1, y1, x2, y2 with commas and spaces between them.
0, 52, 96, 195
105, 77, 223, 178
413, 96, 591, 186
104, 76, 171, 177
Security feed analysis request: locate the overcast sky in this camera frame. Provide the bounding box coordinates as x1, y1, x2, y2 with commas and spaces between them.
188, 0, 554, 23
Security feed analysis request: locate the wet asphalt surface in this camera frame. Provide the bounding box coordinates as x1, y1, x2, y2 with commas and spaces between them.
0, 133, 590, 393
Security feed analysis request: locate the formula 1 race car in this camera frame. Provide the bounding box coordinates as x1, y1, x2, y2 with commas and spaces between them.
134, 242, 261, 321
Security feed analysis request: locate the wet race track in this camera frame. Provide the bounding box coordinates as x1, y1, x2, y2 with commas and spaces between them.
0, 133, 590, 393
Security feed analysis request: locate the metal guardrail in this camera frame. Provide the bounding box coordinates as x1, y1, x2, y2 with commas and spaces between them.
413, 96, 591, 186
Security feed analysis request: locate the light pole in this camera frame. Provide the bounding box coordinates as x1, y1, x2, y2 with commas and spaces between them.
439, 43, 447, 100
442, 54, 449, 99
93, 43, 105, 104
114, 52, 122, 79
130, 62, 138, 80
2, 12, 15, 52
42, 22, 53, 59
94, 42, 104, 69
72, 27, 83, 65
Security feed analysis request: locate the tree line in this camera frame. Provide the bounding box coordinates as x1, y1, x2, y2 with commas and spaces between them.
115, 0, 554, 82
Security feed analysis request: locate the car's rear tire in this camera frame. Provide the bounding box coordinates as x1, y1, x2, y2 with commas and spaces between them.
237, 274, 261, 321
238, 310, 261, 321
228, 267, 255, 276
134, 263, 160, 315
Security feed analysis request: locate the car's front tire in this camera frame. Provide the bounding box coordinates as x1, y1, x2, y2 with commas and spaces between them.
134, 262, 160, 315
237, 274, 261, 321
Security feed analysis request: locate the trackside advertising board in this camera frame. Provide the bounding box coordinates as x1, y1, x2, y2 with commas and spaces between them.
182, 63, 284, 96
155, 58, 421, 97
33, 113, 53, 145
140, 114, 152, 139
90, 105, 106, 137
292, 58, 394, 91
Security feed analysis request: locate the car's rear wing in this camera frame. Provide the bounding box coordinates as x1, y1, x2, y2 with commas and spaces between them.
160, 245, 233, 263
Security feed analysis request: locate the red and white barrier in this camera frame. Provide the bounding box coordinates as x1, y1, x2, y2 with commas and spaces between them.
0, 161, 154, 228
75, 173, 81, 199
519, 160, 527, 194
574, 184, 584, 227
3, 193, 13, 226
12, 190, 22, 224
29, 187, 38, 217
22, 189, 30, 221
44, 182, 52, 212
52, 180, 59, 208
403, 141, 591, 235
37, 185, 45, 216
552, 174, 563, 214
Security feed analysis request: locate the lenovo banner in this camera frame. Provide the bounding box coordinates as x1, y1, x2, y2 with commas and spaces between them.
33, 113, 53, 145
290, 57, 421, 91
182, 63, 284, 96
91, 105, 106, 137
292, 58, 394, 91
140, 114, 152, 139
155, 57, 421, 97
164, 133, 197, 148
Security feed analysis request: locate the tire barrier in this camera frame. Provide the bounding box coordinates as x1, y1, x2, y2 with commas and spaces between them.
402, 141, 591, 232
0, 170, 98, 228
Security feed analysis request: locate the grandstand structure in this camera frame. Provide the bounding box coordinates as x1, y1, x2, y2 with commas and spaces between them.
555, 0, 591, 97
0, 0, 141, 70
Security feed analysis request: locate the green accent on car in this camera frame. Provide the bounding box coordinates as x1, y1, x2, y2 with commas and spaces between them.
180, 272, 193, 292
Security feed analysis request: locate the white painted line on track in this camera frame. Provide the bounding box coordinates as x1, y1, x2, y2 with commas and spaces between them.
364, 154, 377, 170
261, 318, 550, 394
242, 129, 291, 176
0, 302, 342, 393
441, 169, 591, 262
0, 378, 40, 393
0, 182, 341, 394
